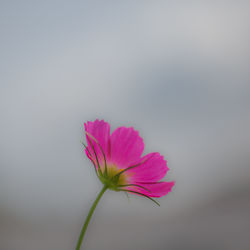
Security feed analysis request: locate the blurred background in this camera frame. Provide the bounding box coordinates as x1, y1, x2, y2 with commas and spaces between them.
1, 1, 250, 249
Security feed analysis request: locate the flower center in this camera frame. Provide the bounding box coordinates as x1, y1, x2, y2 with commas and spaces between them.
99, 164, 128, 190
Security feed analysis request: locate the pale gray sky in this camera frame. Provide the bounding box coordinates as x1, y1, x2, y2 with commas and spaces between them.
1, 1, 250, 249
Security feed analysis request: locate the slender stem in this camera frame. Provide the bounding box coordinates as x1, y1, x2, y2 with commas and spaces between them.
76, 185, 108, 250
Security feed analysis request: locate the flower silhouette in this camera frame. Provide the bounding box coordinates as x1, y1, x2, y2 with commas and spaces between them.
83, 119, 174, 205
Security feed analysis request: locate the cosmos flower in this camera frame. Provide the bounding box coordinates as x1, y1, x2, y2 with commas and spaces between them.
76, 119, 175, 249
83, 119, 174, 205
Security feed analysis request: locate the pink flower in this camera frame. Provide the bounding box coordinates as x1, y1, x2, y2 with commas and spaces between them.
83, 119, 174, 205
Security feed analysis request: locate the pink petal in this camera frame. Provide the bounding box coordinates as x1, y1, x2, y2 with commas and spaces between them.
127, 181, 175, 198
126, 153, 168, 183
110, 127, 144, 168
84, 119, 111, 166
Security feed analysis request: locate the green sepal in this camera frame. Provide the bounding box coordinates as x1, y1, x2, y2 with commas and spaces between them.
119, 189, 160, 206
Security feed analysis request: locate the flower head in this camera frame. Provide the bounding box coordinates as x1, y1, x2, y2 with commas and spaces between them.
83, 119, 174, 205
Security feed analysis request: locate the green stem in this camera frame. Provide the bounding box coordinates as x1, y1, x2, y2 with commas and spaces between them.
76, 185, 108, 250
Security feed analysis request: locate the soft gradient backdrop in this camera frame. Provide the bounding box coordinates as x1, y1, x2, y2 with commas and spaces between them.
1, 1, 250, 250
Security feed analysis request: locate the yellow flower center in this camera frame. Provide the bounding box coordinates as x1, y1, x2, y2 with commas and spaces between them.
99, 164, 128, 190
